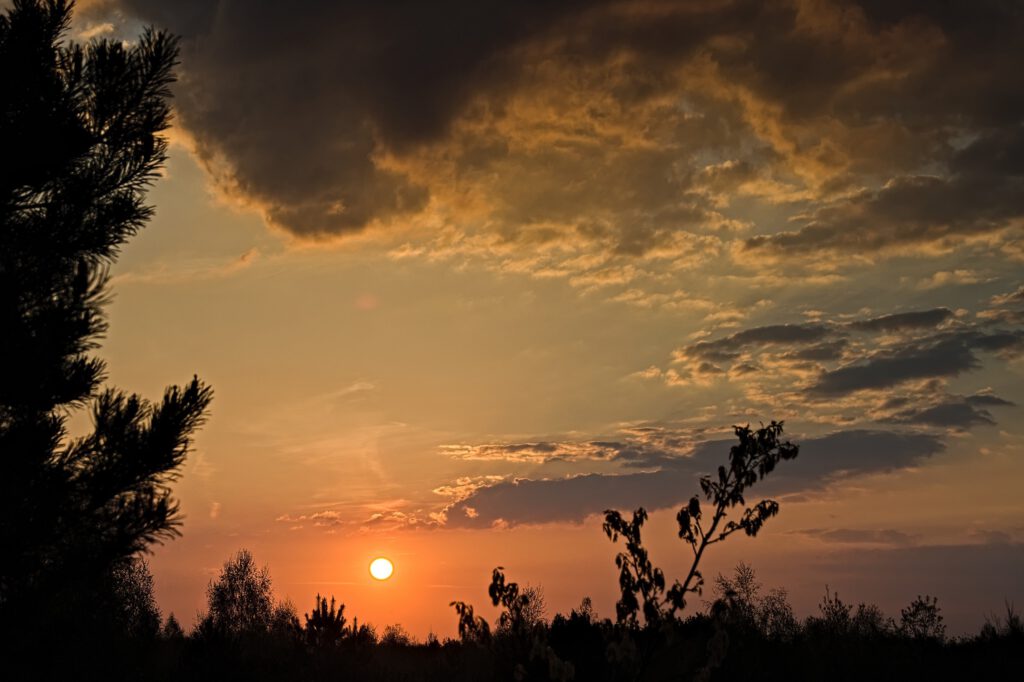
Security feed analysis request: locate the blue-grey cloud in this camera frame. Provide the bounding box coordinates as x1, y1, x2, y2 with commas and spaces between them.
810, 331, 1024, 395
684, 324, 835, 362
443, 429, 944, 528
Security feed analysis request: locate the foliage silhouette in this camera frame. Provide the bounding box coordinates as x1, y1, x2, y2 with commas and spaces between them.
162, 612, 185, 640
0, 0, 211, 647
108, 555, 162, 639
603, 422, 798, 625
200, 549, 283, 637
712, 561, 798, 640
899, 594, 945, 641
520, 584, 548, 628
450, 599, 491, 644
981, 601, 1022, 641
488, 566, 534, 635
380, 624, 413, 647
304, 593, 348, 648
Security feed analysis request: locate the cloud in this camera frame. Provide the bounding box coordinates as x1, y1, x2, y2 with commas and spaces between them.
439, 441, 625, 465
810, 331, 1024, 396
797, 528, 917, 546
846, 308, 953, 333
440, 429, 944, 528
883, 391, 1015, 430
680, 323, 834, 363
888, 401, 996, 430
990, 285, 1024, 307
88, 0, 1023, 280
965, 392, 1015, 408
914, 270, 987, 291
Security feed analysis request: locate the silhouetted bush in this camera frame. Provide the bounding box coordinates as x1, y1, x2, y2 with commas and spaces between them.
899, 594, 945, 641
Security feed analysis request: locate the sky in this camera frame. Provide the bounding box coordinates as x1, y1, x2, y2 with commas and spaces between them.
65, 0, 1023, 637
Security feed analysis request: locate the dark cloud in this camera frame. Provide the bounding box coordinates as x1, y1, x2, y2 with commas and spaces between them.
888, 401, 996, 430
810, 336, 979, 395
684, 324, 833, 362
847, 308, 953, 333
91, 0, 1023, 266
783, 340, 849, 362
443, 429, 943, 528
108, 0, 609, 236
744, 129, 1024, 257
809, 331, 1024, 395
884, 391, 1015, 430
760, 430, 943, 488
965, 393, 1015, 408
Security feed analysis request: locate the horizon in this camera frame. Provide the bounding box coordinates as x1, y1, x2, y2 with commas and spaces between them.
48, 0, 1024, 640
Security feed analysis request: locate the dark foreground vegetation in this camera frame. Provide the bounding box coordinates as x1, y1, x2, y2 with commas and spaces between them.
1, 2, 1021, 679
11, 550, 1024, 682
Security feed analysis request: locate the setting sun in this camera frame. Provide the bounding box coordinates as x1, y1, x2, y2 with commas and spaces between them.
369, 557, 394, 581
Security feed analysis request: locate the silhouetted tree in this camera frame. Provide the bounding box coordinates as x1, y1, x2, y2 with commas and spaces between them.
304, 593, 348, 647
980, 601, 1022, 641
380, 624, 413, 646
270, 599, 301, 639
758, 586, 799, 640
488, 566, 534, 635
850, 602, 891, 637
713, 561, 761, 624
899, 594, 945, 641
520, 585, 548, 627
603, 422, 798, 624
161, 612, 185, 640
200, 549, 275, 636
0, 0, 211, 629
450, 600, 491, 644
601, 507, 666, 626
108, 555, 162, 639
807, 585, 853, 636
348, 617, 378, 645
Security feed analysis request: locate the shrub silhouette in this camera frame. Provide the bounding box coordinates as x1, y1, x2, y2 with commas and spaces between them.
304, 594, 348, 647
0, 0, 211, 642
603, 422, 798, 625
712, 561, 798, 640
808, 585, 853, 636
981, 601, 1022, 641
899, 594, 945, 641
380, 624, 413, 646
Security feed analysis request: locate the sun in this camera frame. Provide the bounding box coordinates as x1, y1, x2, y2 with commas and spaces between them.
369, 557, 394, 581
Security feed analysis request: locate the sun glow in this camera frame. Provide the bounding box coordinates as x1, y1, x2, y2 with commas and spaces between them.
369, 557, 394, 580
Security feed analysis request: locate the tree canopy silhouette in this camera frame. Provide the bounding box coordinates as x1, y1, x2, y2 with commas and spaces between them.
0, 0, 210, 624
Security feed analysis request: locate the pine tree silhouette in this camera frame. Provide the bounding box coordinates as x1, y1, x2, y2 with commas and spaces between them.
0, 0, 211, 642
